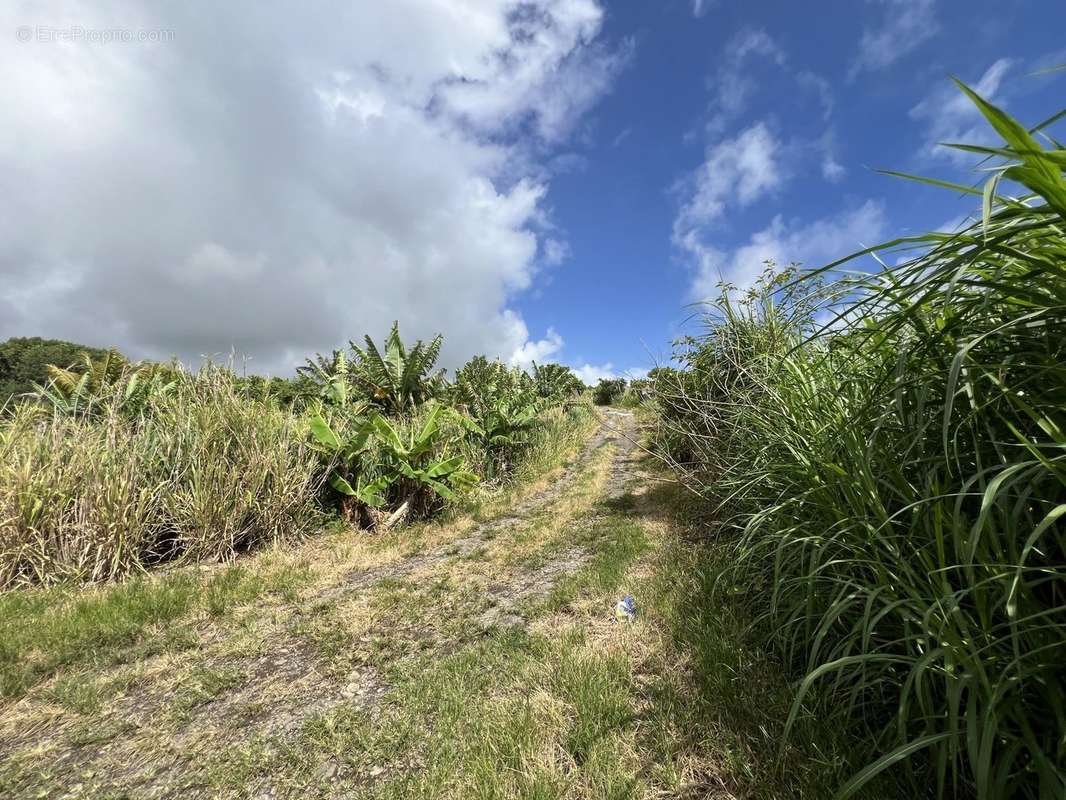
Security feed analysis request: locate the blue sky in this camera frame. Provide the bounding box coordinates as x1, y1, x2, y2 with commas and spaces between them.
2, 1, 1064, 380
517, 0, 1066, 379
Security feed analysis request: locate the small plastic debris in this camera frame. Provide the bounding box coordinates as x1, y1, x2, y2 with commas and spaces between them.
614, 595, 637, 621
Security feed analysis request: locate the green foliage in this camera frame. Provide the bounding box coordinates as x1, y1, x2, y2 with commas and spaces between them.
301, 322, 446, 413
0, 337, 109, 403
459, 395, 542, 481
0, 367, 322, 587
33, 350, 180, 418
297, 349, 354, 407
655, 83, 1066, 798
234, 373, 318, 409
310, 403, 478, 525
350, 321, 446, 412
451, 356, 532, 413
308, 408, 384, 507
532, 361, 584, 402
371, 405, 479, 506
592, 377, 626, 406
0, 324, 589, 584
449, 356, 590, 481
44, 347, 129, 398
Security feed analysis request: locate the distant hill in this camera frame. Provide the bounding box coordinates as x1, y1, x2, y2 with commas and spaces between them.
0, 337, 112, 403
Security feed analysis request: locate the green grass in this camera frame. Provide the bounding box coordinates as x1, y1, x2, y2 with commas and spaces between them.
652, 82, 1066, 797
0, 420, 876, 799
171, 664, 246, 717
40, 672, 107, 715
198, 482, 868, 800
0, 368, 324, 587
0, 560, 311, 699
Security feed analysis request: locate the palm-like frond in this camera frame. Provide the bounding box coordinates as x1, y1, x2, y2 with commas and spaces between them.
349, 322, 445, 412
45, 348, 128, 398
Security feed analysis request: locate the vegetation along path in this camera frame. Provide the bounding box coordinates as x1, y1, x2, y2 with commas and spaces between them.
1, 409, 803, 800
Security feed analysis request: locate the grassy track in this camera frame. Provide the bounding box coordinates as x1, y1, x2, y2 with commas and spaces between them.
0, 411, 859, 799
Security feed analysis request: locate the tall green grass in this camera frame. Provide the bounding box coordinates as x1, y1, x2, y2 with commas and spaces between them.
655, 84, 1065, 797
0, 365, 596, 588
0, 367, 323, 587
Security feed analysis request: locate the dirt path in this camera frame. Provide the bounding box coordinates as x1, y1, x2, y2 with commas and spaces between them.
2, 410, 689, 800
316, 409, 640, 602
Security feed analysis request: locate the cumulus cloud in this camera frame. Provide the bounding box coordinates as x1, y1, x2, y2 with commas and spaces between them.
689, 200, 888, 299
0, 1, 625, 374
705, 29, 786, 133
542, 238, 572, 266
850, 0, 939, 77
674, 123, 782, 230
821, 155, 847, 182
509, 327, 564, 370
672, 123, 784, 283
819, 130, 848, 182
440, 1, 633, 143
909, 58, 1013, 163
572, 364, 648, 385
573, 363, 617, 384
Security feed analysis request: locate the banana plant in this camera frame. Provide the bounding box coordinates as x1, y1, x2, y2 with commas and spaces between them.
297, 349, 352, 407
308, 411, 390, 508
371, 404, 479, 502
532, 361, 584, 401
350, 322, 446, 413
310, 404, 479, 529
455, 396, 542, 479
34, 351, 178, 417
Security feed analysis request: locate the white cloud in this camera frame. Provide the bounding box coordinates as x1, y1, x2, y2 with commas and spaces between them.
0, 1, 625, 374
672, 123, 784, 281
850, 0, 939, 77
571, 363, 647, 385
675, 123, 782, 230
691, 0, 713, 18
573, 363, 617, 384
542, 238, 572, 266
689, 200, 888, 299
704, 29, 834, 137
440, 2, 634, 143
821, 154, 847, 182
909, 58, 1013, 163
705, 29, 787, 133
509, 326, 564, 369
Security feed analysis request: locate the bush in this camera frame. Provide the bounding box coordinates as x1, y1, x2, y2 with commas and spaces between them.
593, 378, 626, 406
0, 328, 601, 585
532, 362, 584, 402
0, 337, 110, 404
299, 321, 446, 412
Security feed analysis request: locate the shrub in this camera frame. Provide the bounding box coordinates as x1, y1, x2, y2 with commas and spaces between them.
310, 402, 478, 528
593, 378, 626, 406
0, 337, 110, 404
532, 362, 584, 402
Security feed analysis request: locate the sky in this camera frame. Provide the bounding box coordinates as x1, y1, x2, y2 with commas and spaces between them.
2, 1, 1064, 382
